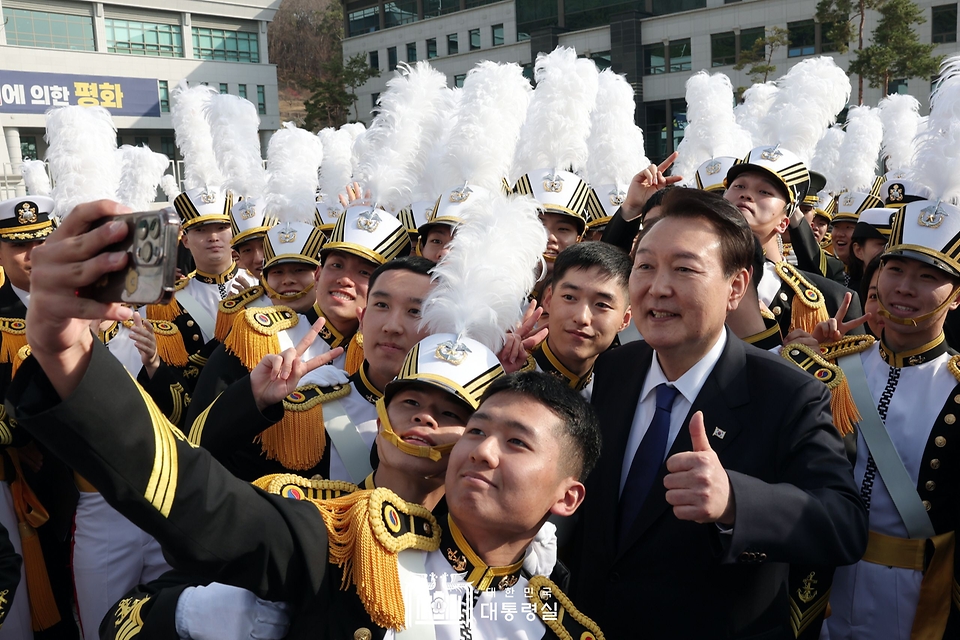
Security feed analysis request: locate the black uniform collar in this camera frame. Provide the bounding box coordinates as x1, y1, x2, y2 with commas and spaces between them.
441, 515, 524, 591
532, 339, 593, 391
192, 262, 238, 285
98, 322, 121, 345
743, 316, 783, 352
349, 362, 383, 405
305, 303, 350, 350
879, 332, 949, 368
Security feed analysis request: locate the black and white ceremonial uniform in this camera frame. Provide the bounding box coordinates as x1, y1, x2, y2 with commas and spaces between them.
757, 261, 863, 337
525, 340, 594, 400
8, 343, 603, 640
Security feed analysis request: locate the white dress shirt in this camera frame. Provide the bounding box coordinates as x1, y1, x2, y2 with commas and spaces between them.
619, 330, 728, 495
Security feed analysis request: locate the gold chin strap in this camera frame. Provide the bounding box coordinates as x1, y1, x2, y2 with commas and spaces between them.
875, 280, 960, 327
375, 397, 454, 462
260, 277, 315, 302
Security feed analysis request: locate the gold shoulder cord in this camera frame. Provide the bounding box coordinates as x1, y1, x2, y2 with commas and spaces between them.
526, 575, 605, 640
0, 317, 27, 371
781, 342, 861, 436
223, 306, 298, 371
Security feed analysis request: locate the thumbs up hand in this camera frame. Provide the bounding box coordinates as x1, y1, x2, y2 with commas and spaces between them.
664, 411, 736, 525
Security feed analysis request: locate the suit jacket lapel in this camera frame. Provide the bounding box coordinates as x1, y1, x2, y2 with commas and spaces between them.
618, 330, 751, 556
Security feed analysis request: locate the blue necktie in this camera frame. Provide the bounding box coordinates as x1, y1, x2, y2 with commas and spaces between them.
618, 383, 680, 546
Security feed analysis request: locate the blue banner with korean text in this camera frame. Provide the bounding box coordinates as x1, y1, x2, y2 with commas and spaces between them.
0, 70, 161, 117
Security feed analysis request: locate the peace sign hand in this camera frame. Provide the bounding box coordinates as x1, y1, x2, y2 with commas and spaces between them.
250, 318, 345, 411
620, 152, 685, 222
811, 292, 870, 344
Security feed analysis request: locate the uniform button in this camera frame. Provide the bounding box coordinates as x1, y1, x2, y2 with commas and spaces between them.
779, 292, 788, 302
738, 552, 751, 562
759, 553, 767, 561
192, 334, 200, 341
944, 415, 955, 425
923, 500, 932, 511
772, 307, 782, 316
354, 629, 372, 640
187, 320, 195, 327
954, 394, 960, 404
926, 481, 936, 491
609, 571, 621, 582
931, 458, 941, 470
936, 436, 947, 447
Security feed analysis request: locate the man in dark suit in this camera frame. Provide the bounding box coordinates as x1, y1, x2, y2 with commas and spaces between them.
568, 188, 868, 639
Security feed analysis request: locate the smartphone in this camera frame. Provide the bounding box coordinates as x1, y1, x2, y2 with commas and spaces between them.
80, 208, 180, 305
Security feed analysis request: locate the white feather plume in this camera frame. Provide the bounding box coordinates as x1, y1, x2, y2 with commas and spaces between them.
909, 55, 960, 202
161, 174, 181, 201
206, 93, 267, 199
117, 145, 170, 211
811, 125, 845, 193
44, 106, 121, 218
584, 69, 648, 189
413, 86, 462, 201
421, 191, 547, 352
444, 61, 532, 193
511, 47, 599, 182
673, 71, 751, 183
834, 105, 883, 193
171, 81, 223, 191
878, 93, 922, 173
406, 66, 459, 199
354, 62, 448, 211
734, 82, 778, 147
21, 160, 51, 196
759, 57, 850, 163
318, 127, 355, 201
264, 122, 324, 224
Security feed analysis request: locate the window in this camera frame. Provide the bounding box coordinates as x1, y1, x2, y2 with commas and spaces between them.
256, 85, 266, 115
492, 24, 504, 46
740, 27, 766, 57
135, 136, 150, 147
652, 0, 706, 11
447, 33, 459, 55
219, 83, 229, 94
591, 51, 612, 70
932, 4, 958, 44
427, 38, 438, 59
161, 137, 176, 160
669, 39, 691, 72
454, 74, 466, 88
348, 6, 379, 37
407, 42, 417, 62
711, 31, 736, 66
384, 0, 418, 27
388, 47, 398, 71
643, 43, 666, 75
238, 84, 247, 99
370, 50, 380, 70
889, 78, 908, 95
1, 7, 95, 51
788, 20, 815, 57
644, 101, 668, 161
105, 19, 183, 57
423, 0, 459, 18
192, 27, 259, 63
158, 80, 170, 112
470, 29, 481, 50
20, 138, 37, 162
820, 21, 842, 53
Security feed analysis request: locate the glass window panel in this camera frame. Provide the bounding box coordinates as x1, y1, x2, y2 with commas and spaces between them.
427, 38, 438, 58
454, 74, 466, 88
407, 42, 417, 61
192, 27, 258, 62
740, 27, 765, 55
348, 6, 380, 37
388, 46, 398, 71
492, 24, 504, 46
711, 31, 735, 66
932, 4, 958, 44
470, 29, 481, 50
643, 42, 665, 75
2, 7, 95, 51
447, 33, 458, 55
669, 38, 691, 72
788, 20, 815, 57
257, 85, 266, 115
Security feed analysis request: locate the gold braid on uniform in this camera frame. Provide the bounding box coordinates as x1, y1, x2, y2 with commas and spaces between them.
256, 383, 351, 470
312, 488, 440, 631
252, 473, 358, 500
130, 319, 189, 368
345, 332, 364, 376
817, 335, 876, 361
223, 306, 299, 371
13, 344, 30, 378
526, 575, 605, 640
947, 355, 960, 383
775, 262, 829, 334
0, 318, 27, 374
781, 343, 861, 436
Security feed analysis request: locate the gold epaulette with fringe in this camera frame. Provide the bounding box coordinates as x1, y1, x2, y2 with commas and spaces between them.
223, 306, 298, 371
215, 285, 265, 342
252, 473, 358, 501
0, 317, 27, 367
345, 332, 364, 375
527, 575, 605, 640
782, 342, 862, 436
256, 383, 352, 470
121, 318, 189, 368
817, 335, 876, 361
146, 278, 190, 322
775, 262, 829, 334
948, 355, 960, 384
312, 487, 441, 631
14, 343, 30, 378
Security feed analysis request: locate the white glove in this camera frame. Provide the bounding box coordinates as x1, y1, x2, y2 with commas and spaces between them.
297, 364, 350, 388
228, 270, 259, 296
523, 521, 558, 577
175, 583, 291, 640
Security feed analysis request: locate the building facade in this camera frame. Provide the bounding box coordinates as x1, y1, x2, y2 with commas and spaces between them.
341, 0, 960, 162
0, 0, 283, 198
